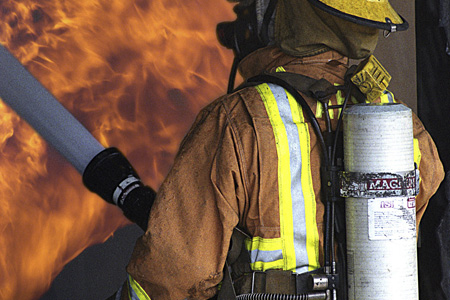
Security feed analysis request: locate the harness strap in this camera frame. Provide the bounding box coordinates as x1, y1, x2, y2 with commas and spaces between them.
237, 71, 338, 103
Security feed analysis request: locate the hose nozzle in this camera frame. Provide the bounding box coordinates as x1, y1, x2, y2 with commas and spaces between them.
83, 148, 155, 231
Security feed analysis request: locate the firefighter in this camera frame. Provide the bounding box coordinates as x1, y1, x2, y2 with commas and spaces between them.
112, 0, 444, 299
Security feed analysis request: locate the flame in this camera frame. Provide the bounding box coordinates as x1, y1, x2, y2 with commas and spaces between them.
0, 0, 235, 298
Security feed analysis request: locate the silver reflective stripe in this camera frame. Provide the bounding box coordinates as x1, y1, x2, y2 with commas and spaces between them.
115, 286, 123, 300
249, 249, 283, 263
267, 83, 310, 273
383, 90, 394, 103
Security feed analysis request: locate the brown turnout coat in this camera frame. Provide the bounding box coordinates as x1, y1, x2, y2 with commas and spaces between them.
124, 47, 444, 300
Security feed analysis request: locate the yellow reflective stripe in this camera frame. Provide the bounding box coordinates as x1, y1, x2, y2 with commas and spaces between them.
300, 122, 319, 271
316, 84, 346, 119
335, 88, 347, 117
282, 92, 304, 272
316, 100, 335, 119
336, 87, 358, 106
256, 83, 294, 271
128, 274, 151, 300
414, 138, 421, 168
315, 102, 324, 119
245, 237, 284, 271
329, 100, 335, 119
286, 92, 320, 271
276, 66, 286, 72
256, 83, 319, 274
365, 90, 396, 104
252, 259, 285, 270
379, 90, 396, 103
245, 236, 284, 251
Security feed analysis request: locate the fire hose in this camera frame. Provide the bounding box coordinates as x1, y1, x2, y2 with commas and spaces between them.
0, 44, 154, 231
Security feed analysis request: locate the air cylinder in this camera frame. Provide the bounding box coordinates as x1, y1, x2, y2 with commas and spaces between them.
342, 103, 418, 300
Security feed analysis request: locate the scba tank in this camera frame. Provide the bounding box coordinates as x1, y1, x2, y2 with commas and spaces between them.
342, 103, 418, 300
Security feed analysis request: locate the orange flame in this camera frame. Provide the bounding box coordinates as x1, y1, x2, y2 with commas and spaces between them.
0, 0, 235, 299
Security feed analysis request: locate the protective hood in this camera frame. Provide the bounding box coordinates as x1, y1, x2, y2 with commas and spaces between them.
275, 0, 380, 59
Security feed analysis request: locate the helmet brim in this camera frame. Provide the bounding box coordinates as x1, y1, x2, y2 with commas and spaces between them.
308, 0, 408, 32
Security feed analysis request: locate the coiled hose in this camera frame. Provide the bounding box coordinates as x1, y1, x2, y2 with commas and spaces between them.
236, 293, 325, 300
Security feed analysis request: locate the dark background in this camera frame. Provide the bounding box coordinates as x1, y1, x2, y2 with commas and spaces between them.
416, 0, 450, 299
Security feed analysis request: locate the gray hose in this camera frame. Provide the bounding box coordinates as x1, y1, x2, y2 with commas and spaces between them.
0, 44, 104, 174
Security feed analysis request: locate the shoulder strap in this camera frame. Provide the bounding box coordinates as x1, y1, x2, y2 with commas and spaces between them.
236, 71, 338, 102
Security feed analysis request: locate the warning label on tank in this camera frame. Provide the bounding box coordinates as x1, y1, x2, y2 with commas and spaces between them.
368, 197, 416, 240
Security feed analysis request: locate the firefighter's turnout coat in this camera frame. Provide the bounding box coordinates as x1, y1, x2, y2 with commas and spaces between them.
119, 47, 444, 300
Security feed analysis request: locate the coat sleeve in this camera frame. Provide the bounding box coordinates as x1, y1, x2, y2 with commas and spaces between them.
125, 97, 244, 300
412, 112, 445, 226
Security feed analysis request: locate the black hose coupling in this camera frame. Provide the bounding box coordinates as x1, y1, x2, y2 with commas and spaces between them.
82, 147, 155, 231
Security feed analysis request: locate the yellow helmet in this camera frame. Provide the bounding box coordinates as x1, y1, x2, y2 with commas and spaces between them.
307, 0, 408, 32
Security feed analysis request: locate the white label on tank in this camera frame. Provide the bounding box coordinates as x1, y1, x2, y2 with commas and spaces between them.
368, 197, 416, 240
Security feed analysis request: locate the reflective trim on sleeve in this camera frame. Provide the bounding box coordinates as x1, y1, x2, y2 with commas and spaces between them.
379, 90, 395, 103
245, 237, 284, 270
255, 83, 320, 273
414, 138, 422, 189
368, 90, 396, 104
414, 138, 421, 168
115, 286, 123, 300
127, 274, 151, 300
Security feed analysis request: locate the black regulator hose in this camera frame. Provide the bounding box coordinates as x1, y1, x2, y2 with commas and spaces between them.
82, 147, 155, 231
227, 57, 241, 93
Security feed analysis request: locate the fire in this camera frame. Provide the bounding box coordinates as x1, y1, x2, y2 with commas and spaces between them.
0, 0, 235, 299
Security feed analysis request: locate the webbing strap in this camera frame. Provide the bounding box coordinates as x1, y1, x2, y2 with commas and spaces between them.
244, 71, 338, 102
